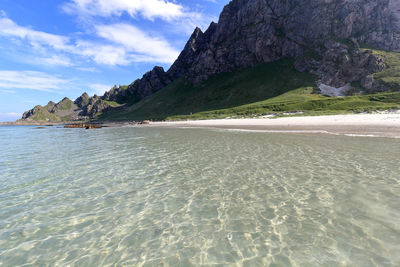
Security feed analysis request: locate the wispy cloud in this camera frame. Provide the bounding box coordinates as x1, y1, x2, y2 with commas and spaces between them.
76, 67, 98, 72
0, 71, 70, 92
89, 83, 113, 95
40, 55, 75, 67
74, 40, 131, 65
63, 0, 185, 21
0, 12, 180, 66
62, 0, 214, 35
0, 15, 69, 51
96, 24, 180, 63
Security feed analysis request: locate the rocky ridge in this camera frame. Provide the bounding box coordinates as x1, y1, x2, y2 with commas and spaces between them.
21, 93, 114, 122
102, 0, 400, 103
21, 0, 400, 122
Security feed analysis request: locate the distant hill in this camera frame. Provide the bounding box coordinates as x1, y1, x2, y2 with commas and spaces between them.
21, 0, 400, 123
21, 94, 120, 123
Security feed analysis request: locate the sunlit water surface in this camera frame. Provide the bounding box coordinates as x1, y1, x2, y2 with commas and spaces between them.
0, 126, 399, 266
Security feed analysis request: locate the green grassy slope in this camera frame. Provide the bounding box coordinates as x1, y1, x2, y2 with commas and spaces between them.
169, 88, 400, 120
54, 98, 74, 110
98, 59, 316, 121
26, 106, 61, 122
98, 50, 400, 121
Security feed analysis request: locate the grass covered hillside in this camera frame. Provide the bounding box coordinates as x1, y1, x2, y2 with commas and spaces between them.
98, 59, 316, 121
98, 50, 400, 122
23, 106, 62, 122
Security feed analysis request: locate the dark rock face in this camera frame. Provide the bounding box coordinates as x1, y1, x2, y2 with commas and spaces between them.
98, 0, 400, 103
81, 97, 111, 118
167, 0, 399, 86
101, 67, 172, 104
74, 93, 90, 108
20, 0, 400, 121
102, 86, 123, 102
102, 85, 132, 104
295, 41, 387, 88
125, 66, 172, 103
167, 23, 217, 81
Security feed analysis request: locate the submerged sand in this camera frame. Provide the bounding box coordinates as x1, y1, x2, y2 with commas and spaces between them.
151, 113, 400, 138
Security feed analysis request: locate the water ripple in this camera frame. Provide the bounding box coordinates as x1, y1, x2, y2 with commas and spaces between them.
0, 126, 399, 266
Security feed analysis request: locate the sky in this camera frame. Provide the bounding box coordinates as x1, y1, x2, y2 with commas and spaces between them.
0, 0, 230, 122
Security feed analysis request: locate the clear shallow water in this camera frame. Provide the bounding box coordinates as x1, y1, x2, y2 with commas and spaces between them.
0, 125, 399, 266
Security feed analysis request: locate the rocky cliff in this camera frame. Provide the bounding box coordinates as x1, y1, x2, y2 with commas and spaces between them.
102, 0, 399, 103
174, 0, 398, 86
21, 0, 400, 122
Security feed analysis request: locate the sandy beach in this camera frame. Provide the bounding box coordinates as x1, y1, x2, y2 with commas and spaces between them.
151, 113, 400, 138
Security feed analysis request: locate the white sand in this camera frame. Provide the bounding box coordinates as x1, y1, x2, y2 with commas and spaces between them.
151, 113, 400, 138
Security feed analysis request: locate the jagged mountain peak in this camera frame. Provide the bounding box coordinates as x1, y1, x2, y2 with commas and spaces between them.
74, 92, 90, 108
20, 0, 400, 122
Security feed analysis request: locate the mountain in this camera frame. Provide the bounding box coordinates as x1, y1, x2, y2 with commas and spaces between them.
21, 97, 81, 122
21, 0, 400, 123
20, 94, 118, 123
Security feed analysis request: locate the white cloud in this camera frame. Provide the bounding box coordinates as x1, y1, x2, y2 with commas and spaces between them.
0, 71, 70, 92
63, 0, 184, 21
40, 55, 75, 66
0, 13, 180, 65
96, 24, 179, 63
0, 16, 70, 51
76, 67, 98, 72
62, 0, 213, 35
89, 83, 113, 95
74, 40, 131, 65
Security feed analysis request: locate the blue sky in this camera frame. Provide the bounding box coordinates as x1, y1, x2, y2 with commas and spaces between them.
0, 0, 230, 122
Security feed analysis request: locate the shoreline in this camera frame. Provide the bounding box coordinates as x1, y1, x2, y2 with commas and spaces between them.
2, 113, 400, 138
150, 113, 400, 138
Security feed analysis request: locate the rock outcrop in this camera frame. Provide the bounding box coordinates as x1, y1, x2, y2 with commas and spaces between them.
21, 0, 400, 121
22, 105, 52, 121
102, 0, 400, 102
301, 41, 386, 89
80, 96, 112, 118
126, 66, 172, 102
102, 67, 173, 104
167, 24, 217, 81
101, 86, 126, 103
23, 96, 91, 122
74, 93, 90, 108
168, 0, 398, 87
45, 101, 56, 112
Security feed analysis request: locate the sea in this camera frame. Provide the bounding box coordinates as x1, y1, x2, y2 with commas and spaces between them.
0, 125, 399, 266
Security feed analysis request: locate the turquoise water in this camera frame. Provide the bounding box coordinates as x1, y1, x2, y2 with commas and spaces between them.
0, 125, 399, 266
